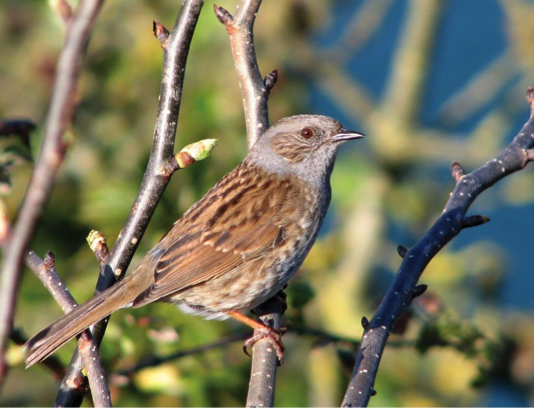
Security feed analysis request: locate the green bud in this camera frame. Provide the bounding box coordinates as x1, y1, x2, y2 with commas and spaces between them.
180, 139, 218, 161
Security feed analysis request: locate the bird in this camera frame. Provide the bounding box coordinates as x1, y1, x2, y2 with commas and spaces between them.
24, 114, 365, 367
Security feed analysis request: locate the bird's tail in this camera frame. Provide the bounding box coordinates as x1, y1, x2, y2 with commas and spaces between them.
24, 275, 138, 368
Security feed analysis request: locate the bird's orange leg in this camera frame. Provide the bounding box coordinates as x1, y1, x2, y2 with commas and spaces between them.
227, 310, 286, 364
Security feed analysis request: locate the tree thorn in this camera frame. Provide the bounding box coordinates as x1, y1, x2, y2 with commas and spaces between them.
370, 389, 377, 396
396, 245, 408, 258
461, 215, 490, 228
526, 148, 534, 162
361, 316, 370, 329
410, 284, 427, 300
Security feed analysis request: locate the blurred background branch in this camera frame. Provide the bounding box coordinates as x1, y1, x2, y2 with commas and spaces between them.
0, 0, 104, 385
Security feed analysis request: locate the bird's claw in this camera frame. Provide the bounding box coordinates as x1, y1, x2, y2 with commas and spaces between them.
243, 326, 286, 365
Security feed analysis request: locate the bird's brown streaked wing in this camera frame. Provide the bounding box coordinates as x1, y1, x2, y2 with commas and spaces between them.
133, 168, 301, 306
132, 238, 244, 306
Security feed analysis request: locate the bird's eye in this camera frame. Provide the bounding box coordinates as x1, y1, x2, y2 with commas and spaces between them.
300, 127, 314, 139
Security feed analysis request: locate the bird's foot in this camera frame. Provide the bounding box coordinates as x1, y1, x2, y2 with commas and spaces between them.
243, 326, 287, 365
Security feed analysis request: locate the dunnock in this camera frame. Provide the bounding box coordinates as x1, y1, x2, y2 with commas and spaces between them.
24, 114, 364, 367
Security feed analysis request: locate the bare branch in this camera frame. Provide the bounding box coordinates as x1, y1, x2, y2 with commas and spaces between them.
342, 89, 534, 407
76, 331, 111, 407
26, 251, 78, 313
214, 1, 271, 149
246, 297, 283, 408
0, 0, 104, 383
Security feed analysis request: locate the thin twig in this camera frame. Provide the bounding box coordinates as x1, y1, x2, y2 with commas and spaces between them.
116, 332, 249, 377
342, 88, 534, 407
0, 0, 104, 384
26, 251, 78, 313
54, 1, 204, 406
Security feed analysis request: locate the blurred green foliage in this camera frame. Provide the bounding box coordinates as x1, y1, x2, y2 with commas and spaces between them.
1, 0, 533, 407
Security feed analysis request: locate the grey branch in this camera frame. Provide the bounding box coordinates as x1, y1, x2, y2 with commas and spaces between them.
246, 298, 284, 407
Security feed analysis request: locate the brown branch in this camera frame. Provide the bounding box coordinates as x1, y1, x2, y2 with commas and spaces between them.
0, 0, 104, 385
341, 88, 534, 407
26, 251, 79, 313
214, 0, 271, 149
53, 1, 204, 406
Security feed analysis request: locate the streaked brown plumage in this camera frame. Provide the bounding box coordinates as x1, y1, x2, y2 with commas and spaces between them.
24, 114, 364, 367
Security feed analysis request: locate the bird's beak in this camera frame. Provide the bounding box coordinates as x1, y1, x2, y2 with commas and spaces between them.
331, 127, 366, 142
